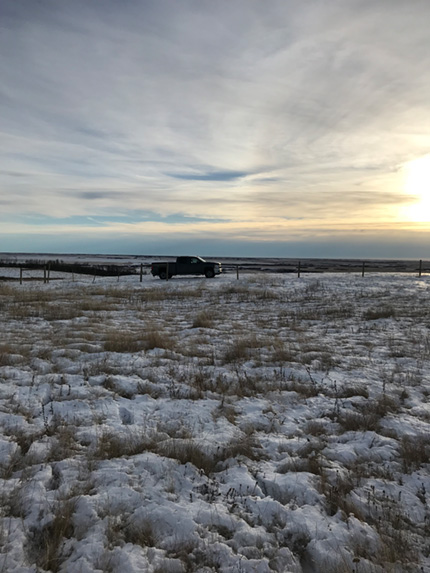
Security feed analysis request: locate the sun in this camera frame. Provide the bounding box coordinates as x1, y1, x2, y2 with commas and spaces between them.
402, 155, 430, 222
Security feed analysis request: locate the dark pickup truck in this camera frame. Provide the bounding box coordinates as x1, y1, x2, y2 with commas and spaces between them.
151, 256, 222, 279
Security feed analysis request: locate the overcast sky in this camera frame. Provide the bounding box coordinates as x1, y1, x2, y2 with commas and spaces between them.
1, 0, 430, 257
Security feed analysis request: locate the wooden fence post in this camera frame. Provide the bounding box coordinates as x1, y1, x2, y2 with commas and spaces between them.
419, 259, 422, 277
362, 262, 365, 277
297, 261, 301, 278
20, 267, 22, 285
43, 264, 47, 284
236, 265, 239, 280
140, 263, 143, 283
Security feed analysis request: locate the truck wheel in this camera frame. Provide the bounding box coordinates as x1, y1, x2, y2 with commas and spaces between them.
205, 268, 215, 278
159, 271, 167, 280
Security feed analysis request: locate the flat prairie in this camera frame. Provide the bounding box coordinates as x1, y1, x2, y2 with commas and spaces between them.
0, 270, 429, 572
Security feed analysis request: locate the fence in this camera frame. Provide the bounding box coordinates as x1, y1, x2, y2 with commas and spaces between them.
220, 259, 429, 279
0, 261, 139, 284
0, 258, 428, 283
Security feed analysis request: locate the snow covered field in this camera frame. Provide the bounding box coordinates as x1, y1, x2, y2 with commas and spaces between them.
0, 271, 429, 572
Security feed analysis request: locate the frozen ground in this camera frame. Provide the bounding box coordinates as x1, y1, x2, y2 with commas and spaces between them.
0, 271, 429, 572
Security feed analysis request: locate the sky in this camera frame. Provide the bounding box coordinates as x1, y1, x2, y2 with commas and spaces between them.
1, 0, 430, 258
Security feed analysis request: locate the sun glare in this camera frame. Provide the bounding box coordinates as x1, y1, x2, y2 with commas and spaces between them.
402, 155, 430, 222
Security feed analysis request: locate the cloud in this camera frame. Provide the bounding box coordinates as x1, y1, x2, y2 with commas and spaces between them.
167, 170, 249, 182
1, 0, 430, 255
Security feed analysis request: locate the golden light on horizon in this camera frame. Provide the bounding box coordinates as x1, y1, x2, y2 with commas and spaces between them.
402, 155, 430, 223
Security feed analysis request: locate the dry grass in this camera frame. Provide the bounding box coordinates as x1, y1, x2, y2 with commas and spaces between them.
271, 339, 296, 363
222, 334, 261, 364
123, 517, 159, 548
320, 470, 357, 517
399, 434, 430, 473
285, 377, 319, 398
158, 433, 264, 475
337, 410, 382, 433
144, 329, 176, 351
103, 331, 143, 353
363, 306, 396, 320
304, 420, 328, 436
159, 439, 220, 474
0, 344, 14, 366
28, 496, 78, 572
92, 429, 157, 460
338, 384, 369, 399
102, 326, 176, 353
192, 310, 215, 329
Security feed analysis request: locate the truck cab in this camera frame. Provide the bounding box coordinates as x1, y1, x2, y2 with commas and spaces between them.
151, 256, 222, 279
176, 256, 206, 275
